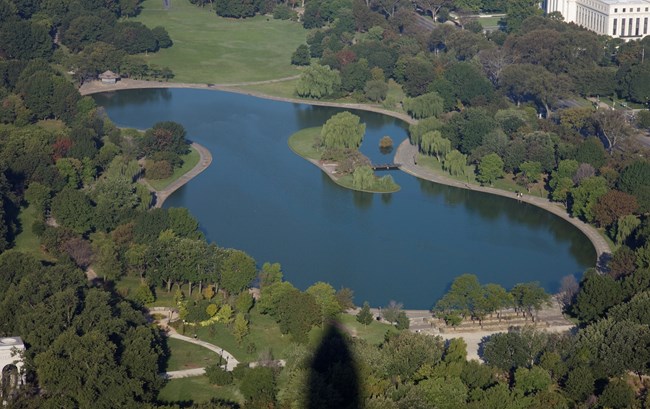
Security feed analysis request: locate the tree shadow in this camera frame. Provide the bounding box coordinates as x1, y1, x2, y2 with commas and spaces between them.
308, 323, 360, 409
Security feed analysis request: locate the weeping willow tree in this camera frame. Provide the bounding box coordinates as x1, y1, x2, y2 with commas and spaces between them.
321, 112, 366, 150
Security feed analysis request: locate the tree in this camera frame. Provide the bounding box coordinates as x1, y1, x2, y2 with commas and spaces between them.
514, 366, 552, 396
574, 137, 607, 169
510, 282, 550, 321
403, 92, 444, 119
240, 367, 276, 406
214, 0, 256, 18
549, 159, 579, 204
618, 161, 650, 213
592, 190, 637, 228
340, 59, 371, 93
593, 109, 633, 152
570, 176, 609, 222
563, 366, 594, 402
477, 153, 504, 185
321, 111, 366, 149
306, 281, 343, 323
518, 161, 542, 183
349, 166, 373, 190
219, 249, 256, 296
259, 262, 283, 287
50, 188, 94, 234
504, 0, 543, 32
296, 64, 340, 99
482, 328, 547, 371
420, 131, 451, 162
291, 44, 311, 66
0, 20, 52, 60
572, 270, 623, 323
382, 300, 403, 323
357, 302, 373, 325
232, 312, 249, 345
444, 150, 467, 176
608, 246, 637, 279
435, 274, 484, 319
599, 378, 635, 409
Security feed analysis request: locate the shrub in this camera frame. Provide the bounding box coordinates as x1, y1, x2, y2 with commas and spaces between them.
379, 136, 393, 150
291, 44, 311, 66
205, 364, 233, 385
273, 4, 297, 20
132, 284, 155, 306
638, 110, 650, 129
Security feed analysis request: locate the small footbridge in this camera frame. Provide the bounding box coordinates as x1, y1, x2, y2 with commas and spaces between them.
371, 163, 401, 170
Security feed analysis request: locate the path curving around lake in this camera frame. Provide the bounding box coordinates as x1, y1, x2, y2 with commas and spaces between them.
146, 142, 213, 208
394, 139, 611, 266
79, 79, 416, 125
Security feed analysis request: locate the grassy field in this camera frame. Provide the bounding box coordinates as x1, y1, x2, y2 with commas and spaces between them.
287, 127, 322, 160
145, 145, 200, 191
166, 337, 222, 371
158, 376, 243, 404
132, 0, 308, 84
13, 205, 54, 261
336, 313, 398, 346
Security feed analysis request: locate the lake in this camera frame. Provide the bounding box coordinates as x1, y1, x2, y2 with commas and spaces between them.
94, 88, 595, 309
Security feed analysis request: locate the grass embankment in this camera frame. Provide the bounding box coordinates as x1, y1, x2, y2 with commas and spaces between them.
416, 153, 547, 198
133, 0, 307, 84
144, 145, 200, 191
158, 376, 243, 404
288, 127, 400, 193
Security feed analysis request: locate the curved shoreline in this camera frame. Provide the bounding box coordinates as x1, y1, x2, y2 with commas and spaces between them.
145, 142, 213, 208
394, 139, 611, 266
86, 79, 610, 263
79, 79, 416, 125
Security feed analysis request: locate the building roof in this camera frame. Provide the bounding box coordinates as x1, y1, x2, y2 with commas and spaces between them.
0, 337, 24, 350
99, 70, 120, 79
601, 0, 650, 5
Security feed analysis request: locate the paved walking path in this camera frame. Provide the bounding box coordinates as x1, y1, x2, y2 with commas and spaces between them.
150, 142, 212, 208
162, 332, 239, 379
394, 139, 611, 267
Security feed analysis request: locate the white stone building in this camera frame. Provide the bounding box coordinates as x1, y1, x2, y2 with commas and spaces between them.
546, 0, 650, 39
0, 337, 24, 404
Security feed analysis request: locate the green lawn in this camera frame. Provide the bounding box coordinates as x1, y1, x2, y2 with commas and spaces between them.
132, 0, 308, 84
287, 127, 322, 160
336, 313, 398, 346
189, 308, 294, 363
478, 16, 502, 28
13, 205, 54, 261
145, 145, 200, 191
166, 337, 222, 371
158, 376, 243, 404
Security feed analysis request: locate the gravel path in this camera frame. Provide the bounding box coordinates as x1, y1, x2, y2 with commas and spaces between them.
394, 139, 611, 267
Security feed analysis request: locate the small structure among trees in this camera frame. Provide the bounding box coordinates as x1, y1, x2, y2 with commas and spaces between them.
98, 70, 120, 84
0, 337, 25, 403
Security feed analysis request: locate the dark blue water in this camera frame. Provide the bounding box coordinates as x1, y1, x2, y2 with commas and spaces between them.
94, 88, 595, 309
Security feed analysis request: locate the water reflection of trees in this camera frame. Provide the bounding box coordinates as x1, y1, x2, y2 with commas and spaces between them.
417, 179, 595, 266
353, 191, 373, 210
92, 88, 172, 108
292, 104, 406, 133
